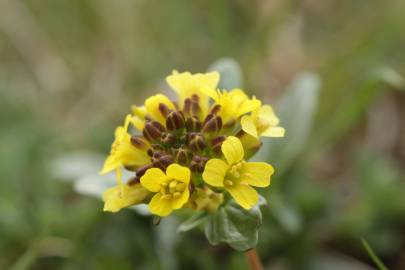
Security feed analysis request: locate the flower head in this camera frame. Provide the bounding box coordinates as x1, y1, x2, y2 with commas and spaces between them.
100, 71, 283, 217
140, 164, 190, 216
202, 136, 274, 209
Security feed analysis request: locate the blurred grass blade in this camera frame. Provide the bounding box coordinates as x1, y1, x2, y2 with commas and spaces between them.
361, 238, 388, 270
9, 246, 37, 270
208, 58, 243, 89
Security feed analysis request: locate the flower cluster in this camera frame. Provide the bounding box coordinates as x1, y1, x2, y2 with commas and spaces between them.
100, 71, 284, 217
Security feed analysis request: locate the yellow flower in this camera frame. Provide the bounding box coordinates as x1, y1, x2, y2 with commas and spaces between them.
140, 164, 191, 217
103, 183, 150, 213
241, 105, 285, 138
200, 88, 261, 124
100, 114, 150, 175
166, 71, 219, 116
202, 136, 274, 209
131, 94, 176, 131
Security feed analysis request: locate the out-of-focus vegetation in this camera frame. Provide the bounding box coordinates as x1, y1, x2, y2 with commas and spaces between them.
0, 0, 404, 269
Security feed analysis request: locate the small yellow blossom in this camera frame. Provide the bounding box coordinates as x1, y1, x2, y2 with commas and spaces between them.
200, 88, 261, 124
241, 105, 285, 138
140, 164, 191, 217
202, 136, 274, 209
100, 114, 150, 175
166, 71, 219, 116
103, 183, 150, 213
131, 94, 176, 131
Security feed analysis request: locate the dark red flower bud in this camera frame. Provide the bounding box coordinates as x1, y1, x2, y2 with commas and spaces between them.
166, 111, 185, 131
175, 147, 189, 165
136, 164, 153, 178
183, 98, 192, 116
130, 136, 149, 150
152, 153, 174, 170
185, 116, 202, 132
158, 103, 172, 118
189, 155, 208, 173
189, 133, 206, 152
161, 132, 176, 144
209, 104, 221, 115
143, 121, 165, 142
211, 135, 226, 154
202, 114, 222, 134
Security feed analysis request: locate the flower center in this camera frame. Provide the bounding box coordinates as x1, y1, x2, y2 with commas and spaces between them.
160, 180, 186, 200
224, 161, 245, 187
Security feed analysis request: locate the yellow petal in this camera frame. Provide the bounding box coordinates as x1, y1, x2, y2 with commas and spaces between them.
260, 126, 285, 137
99, 155, 119, 175
237, 98, 262, 117
171, 189, 190, 209
240, 162, 274, 187
227, 183, 259, 210
166, 71, 219, 114
259, 105, 280, 126
140, 168, 167, 192
202, 159, 228, 187
144, 94, 175, 124
221, 136, 244, 165
166, 164, 190, 184
131, 115, 145, 131
148, 193, 173, 217
241, 115, 258, 138
103, 184, 150, 213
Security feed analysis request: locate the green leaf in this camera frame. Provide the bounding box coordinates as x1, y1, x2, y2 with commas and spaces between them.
177, 212, 207, 233
204, 201, 262, 251
208, 58, 243, 89
361, 238, 389, 270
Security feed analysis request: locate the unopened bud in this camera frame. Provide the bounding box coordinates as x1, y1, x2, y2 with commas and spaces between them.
166, 111, 185, 131
152, 153, 174, 170
175, 148, 189, 165
190, 94, 201, 116
183, 98, 192, 116
189, 155, 208, 173
202, 114, 222, 133
130, 136, 149, 150
209, 104, 221, 115
136, 164, 153, 178
161, 132, 176, 144
143, 121, 165, 142
189, 134, 206, 152
158, 103, 172, 118
211, 135, 226, 154
185, 116, 202, 132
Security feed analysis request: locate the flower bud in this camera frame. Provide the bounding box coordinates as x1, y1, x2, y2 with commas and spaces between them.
143, 121, 165, 142
175, 147, 189, 165
130, 136, 149, 150
190, 94, 201, 116
211, 135, 226, 154
152, 153, 174, 170
188, 134, 206, 152
236, 130, 262, 159
165, 111, 185, 131
185, 116, 202, 132
160, 132, 176, 145
189, 155, 208, 173
202, 114, 222, 134
209, 104, 221, 115
158, 103, 172, 118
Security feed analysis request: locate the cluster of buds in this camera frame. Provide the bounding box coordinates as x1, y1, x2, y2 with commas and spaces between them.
100, 71, 285, 217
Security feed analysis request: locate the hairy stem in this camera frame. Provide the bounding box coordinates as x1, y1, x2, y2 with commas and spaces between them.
245, 249, 263, 270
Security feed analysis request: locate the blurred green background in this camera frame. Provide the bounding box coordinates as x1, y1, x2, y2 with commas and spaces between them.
0, 0, 404, 269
